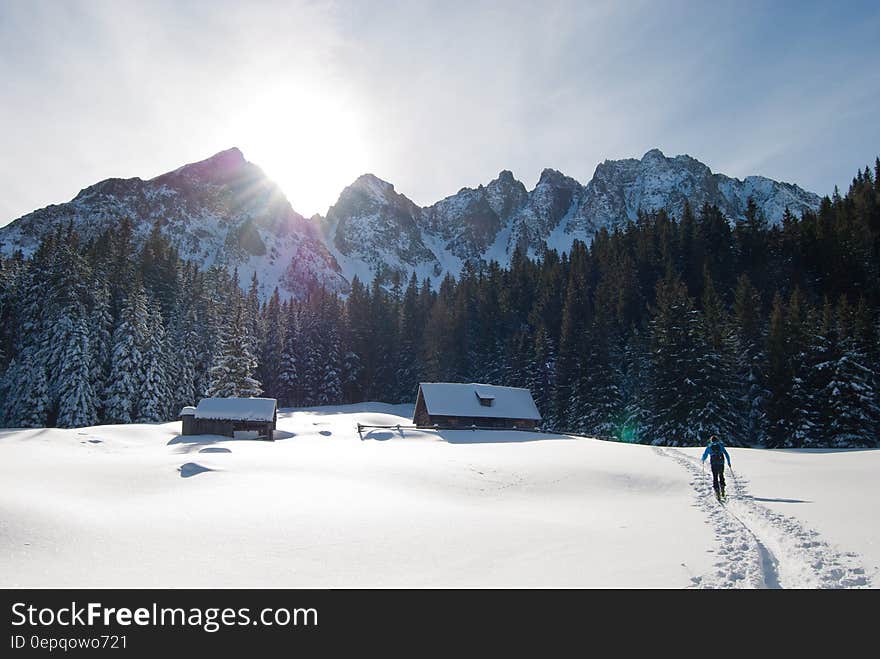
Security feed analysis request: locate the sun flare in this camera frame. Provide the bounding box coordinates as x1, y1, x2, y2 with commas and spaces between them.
227, 86, 370, 217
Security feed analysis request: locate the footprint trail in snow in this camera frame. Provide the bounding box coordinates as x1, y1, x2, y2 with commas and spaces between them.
655, 447, 871, 589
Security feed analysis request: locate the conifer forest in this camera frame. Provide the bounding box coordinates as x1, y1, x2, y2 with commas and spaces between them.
2, 159, 879, 448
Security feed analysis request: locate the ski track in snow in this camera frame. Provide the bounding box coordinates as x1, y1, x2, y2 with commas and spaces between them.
654, 447, 871, 589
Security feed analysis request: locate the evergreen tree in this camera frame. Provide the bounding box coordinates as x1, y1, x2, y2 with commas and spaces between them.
396, 273, 424, 402
570, 323, 623, 437
258, 288, 285, 400
422, 274, 457, 383
279, 302, 300, 406
246, 272, 263, 357
90, 282, 113, 415
296, 304, 320, 405
823, 296, 879, 446
344, 277, 372, 402
766, 290, 815, 447
136, 299, 171, 422
764, 293, 790, 447
688, 269, 740, 444
617, 327, 649, 443
643, 271, 705, 445
0, 353, 49, 427
167, 285, 199, 411
104, 287, 148, 424
526, 325, 555, 423
734, 197, 770, 292
554, 275, 584, 429
733, 274, 767, 445
56, 314, 98, 428
569, 262, 624, 437
206, 293, 262, 399
786, 291, 819, 447
317, 295, 344, 406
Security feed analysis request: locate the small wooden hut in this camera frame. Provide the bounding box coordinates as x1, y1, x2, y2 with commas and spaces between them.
180, 397, 278, 441
413, 383, 542, 429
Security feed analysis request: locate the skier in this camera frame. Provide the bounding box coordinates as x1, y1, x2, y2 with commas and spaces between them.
701, 435, 731, 500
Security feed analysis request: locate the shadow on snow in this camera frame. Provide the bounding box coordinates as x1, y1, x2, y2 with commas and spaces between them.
360, 427, 576, 444
178, 462, 215, 478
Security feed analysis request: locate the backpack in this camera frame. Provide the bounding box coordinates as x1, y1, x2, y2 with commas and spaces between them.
709, 441, 725, 464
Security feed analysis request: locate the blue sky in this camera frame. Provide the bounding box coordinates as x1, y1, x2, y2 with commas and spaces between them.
1, 0, 878, 225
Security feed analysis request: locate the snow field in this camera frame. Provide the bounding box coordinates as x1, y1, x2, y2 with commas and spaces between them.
0, 403, 875, 588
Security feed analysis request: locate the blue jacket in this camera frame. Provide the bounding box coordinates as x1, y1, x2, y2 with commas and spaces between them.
702, 441, 731, 467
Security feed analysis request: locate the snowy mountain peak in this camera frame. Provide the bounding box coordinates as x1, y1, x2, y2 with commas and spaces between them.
324, 172, 433, 282
162, 147, 249, 185
349, 173, 396, 199
575, 147, 822, 234
202, 145, 245, 164
537, 167, 581, 189
0, 147, 347, 299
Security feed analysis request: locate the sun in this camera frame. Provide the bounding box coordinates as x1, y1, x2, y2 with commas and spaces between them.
226, 85, 371, 217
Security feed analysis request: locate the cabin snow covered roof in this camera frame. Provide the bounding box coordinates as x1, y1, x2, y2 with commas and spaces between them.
194, 397, 277, 422
417, 383, 542, 420
179, 406, 196, 416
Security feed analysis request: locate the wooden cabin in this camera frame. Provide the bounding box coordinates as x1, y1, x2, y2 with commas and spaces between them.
413, 383, 542, 429
180, 397, 278, 441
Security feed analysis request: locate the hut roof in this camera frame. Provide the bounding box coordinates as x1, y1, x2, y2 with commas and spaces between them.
179, 406, 197, 416
194, 397, 277, 422
417, 383, 542, 421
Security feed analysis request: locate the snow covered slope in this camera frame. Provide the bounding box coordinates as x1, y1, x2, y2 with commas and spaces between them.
0, 148, 348, 299
322, 174, 440, 283
0, 404, 873, 588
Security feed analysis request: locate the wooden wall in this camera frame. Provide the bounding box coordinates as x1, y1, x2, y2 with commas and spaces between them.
181, 416, 274, 441
415, 414, 538, 430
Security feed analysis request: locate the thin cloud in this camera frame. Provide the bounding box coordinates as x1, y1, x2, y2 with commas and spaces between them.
1, 0, 878, 225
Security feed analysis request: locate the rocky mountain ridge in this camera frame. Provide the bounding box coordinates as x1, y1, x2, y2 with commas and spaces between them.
0, 147, 822, 296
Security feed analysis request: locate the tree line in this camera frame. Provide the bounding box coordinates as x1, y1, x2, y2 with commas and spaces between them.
1, 158, 879, 447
